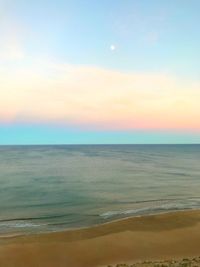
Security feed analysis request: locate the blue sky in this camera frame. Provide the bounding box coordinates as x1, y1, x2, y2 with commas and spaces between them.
6, 0, 199, 76
0, 0, 200, 144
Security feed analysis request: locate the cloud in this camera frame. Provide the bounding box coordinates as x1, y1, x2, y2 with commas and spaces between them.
146, 31, 160, 45
0, 60, 199, 131
0, 44, 24, 61
0, 4, 25, 61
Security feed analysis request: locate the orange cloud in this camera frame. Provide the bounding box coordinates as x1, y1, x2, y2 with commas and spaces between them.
0, 60, 200, 130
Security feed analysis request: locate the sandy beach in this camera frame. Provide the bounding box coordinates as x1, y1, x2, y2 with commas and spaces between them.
1, 210, 200, 267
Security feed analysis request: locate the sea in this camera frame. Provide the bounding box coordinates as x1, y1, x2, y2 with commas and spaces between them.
0, 144, 200, 237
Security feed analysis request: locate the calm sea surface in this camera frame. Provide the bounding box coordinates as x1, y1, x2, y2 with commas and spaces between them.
0, 145, 200, 236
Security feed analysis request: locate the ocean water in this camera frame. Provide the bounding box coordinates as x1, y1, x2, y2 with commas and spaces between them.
0, 144, 200, 236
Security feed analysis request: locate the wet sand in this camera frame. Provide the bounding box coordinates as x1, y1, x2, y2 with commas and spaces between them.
1, 210, 200, 267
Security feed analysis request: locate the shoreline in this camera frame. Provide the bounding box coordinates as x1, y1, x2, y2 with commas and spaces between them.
1, 209, 200, 266
1, 207, 199, 240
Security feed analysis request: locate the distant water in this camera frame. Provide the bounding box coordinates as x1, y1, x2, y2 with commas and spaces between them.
0, 145, 200, 236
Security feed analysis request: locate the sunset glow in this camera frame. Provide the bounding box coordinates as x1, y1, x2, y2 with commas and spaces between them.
0, 0, 200, 143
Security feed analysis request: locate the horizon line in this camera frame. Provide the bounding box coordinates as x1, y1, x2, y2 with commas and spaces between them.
0, 143, 200, 146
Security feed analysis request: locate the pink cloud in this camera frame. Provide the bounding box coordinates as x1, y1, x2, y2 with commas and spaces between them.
0, 60, 200, 131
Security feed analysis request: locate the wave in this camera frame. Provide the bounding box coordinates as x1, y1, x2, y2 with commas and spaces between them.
100, 199, 200, 219
1, 197, 200, 232
0, 221, 43, 228
0, 213, 76, 224
114, 196, 200, 205
0, 214, 70, 230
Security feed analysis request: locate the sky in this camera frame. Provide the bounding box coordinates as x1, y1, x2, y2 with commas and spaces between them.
0, 0, 200, 144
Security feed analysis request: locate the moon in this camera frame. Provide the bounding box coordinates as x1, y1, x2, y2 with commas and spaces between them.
110, 45, 116, 51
